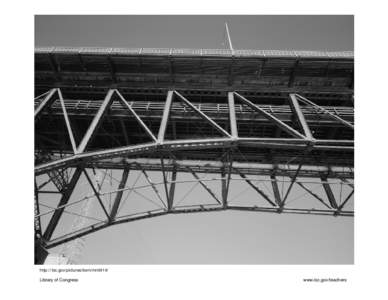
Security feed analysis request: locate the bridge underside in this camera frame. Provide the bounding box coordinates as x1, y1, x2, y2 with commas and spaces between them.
34, 48, 354, 259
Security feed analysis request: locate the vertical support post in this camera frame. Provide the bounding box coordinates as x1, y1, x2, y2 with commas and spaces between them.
221, 167, 227, 208
158, 91, 174, 143
228, 92, 238, 138
77, 89, 115, 153
223, 150, 234, 208
160, 155, 171, 209
110, 167, 130, 221
271, 174, 282, 208
58, 88, 78, 154
34, 180, 42, 239
168, 165, 177, 211
43, 168, 83, 241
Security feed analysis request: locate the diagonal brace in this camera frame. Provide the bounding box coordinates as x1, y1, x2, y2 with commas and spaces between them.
174, 91, 231, 138
338, 189, 354, 211
186, 167, 221, 205
77, 89, 115, 153
234, 92, 307, 139
136, 163, 167, 209
83, 169, 110, 220
295, 94, 354, 130
237, 170, 276, 207
115, 90, 158, 142
34, 88, 57, 119
296, 182, 332, 209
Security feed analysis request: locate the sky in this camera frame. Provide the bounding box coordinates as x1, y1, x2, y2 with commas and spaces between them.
35, 15, 354, 264
35, 15, 353, 51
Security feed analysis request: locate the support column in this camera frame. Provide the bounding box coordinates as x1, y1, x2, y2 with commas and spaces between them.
271, 174, 282, 209
228, 92, 238, 138
43, 167, 83, 241
158, 91, 174, 143
168, 166, 177, 211
109, 168, 130, 221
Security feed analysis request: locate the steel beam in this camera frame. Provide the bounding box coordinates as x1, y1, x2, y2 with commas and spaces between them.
224, 151, 234, 208
338, 189, 354, 211
237, 171, 276, 207
136, 164, 166, 209
186, 167, 221, 205
77, 89, 115, 153
270, 174, 282, 208
174, 91, 231, 138
281, 160, 305, 205
168, 165, 177, 211
34, 88, 57, 119
158, 91, 174, 143
228, 92, 238, 138
233, 92, 307, 139
295, 94, 354, 130
34, 180, 42, 238
43, 204, 354, 249
160, 155, 171, 209
83, 169, 110, 220
35, 147, 354, 178
115, 90, 157, 142
58, 89, 77, 154
221, 167, 227, 208
110, 167, 130, 221
320, 176, 338, 209
296, 182, 332, 209
43, 167, 83, 241
289, 93, 314, 140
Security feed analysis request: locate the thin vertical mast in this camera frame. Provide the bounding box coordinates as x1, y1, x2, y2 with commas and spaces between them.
224, 22, 234, 51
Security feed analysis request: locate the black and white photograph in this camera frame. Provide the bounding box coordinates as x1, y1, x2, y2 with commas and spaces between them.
34, 15, 354, 265
2, 2, 388, 299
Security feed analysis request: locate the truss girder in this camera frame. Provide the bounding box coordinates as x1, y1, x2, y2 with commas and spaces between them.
35, 87, 354, 248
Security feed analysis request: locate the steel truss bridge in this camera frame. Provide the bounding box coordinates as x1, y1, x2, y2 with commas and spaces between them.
34, 47, 354, 263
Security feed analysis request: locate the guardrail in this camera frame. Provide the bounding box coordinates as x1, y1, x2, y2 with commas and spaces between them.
35, 47, 354, 59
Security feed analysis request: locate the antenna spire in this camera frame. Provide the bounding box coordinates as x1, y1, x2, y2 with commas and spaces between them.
224, 22, 234, 51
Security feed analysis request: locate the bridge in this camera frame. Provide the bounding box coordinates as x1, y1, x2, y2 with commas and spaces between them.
34, 46, 354, 263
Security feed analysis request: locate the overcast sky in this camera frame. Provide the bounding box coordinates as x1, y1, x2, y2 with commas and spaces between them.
35, 15, 353, 51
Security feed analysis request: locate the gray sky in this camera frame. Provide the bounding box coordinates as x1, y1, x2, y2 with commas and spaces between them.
35, 15, 353, 51
35, 15, 354, 264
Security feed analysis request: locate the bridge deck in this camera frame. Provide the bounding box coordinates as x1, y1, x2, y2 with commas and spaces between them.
35, 47, 354, 93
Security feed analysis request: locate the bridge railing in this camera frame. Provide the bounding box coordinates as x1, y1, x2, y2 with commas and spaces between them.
35, 46, 354, 59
